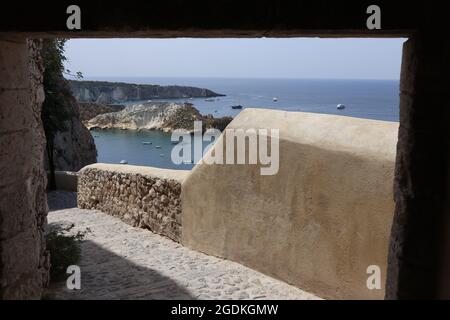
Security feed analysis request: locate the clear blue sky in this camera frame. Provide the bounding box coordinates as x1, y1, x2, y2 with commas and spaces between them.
65, 38, 405, 80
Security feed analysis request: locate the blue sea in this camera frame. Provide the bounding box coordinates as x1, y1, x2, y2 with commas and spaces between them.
88, 77, 400, 170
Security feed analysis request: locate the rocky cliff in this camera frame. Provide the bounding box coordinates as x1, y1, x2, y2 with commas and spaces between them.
49, 102, 98, 171
86, 102, 232, 132
69, 80, 225, 104
44, 85, 98, 172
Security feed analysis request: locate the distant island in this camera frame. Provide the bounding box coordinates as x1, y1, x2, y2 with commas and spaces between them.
69, 80, 225, 104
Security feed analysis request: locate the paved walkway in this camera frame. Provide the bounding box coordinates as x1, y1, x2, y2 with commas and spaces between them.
46, 192, 319, 300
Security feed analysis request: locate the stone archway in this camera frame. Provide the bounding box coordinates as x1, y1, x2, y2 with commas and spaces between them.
1, 2, 449, 299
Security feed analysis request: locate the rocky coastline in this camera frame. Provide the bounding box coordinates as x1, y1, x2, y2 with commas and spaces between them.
69, 80, 225, 104
85, 102, 232, 133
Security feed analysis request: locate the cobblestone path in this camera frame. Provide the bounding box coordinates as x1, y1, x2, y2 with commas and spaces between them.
46, 192, 319, 300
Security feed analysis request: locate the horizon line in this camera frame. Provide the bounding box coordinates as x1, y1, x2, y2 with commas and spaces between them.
72, 75, 400, 82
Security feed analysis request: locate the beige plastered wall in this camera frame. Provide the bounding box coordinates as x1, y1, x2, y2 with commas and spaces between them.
181, 108, 398, 299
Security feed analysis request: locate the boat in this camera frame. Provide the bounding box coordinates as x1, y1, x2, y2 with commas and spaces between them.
155, 145, 162, 149
142, 141, 152, 145
119, 160, 128, 164
231, 105, 243, 109
273, 97, 278, 102
159, 154, 164, 157
205, 98, 215, 102
336, 104, 346, 110
171, 140, 179, 144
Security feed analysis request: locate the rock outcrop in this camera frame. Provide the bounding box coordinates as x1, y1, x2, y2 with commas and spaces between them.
86, 102, 232, 132
78, 102, 125, 123
44, 90, 97, 172
49, 103, 98, 171
69, 80, 225, 104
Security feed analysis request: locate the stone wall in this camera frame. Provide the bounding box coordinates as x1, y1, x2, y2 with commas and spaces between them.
386, 34, 450, 299
0, 37, 49, 299
78, 164, 189, 242
182, 109, 398, 300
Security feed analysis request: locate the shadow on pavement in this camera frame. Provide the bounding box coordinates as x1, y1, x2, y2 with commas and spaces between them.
45, 239, 195, 300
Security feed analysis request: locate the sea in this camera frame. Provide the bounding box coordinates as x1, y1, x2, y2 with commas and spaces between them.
87, 77, 400, 170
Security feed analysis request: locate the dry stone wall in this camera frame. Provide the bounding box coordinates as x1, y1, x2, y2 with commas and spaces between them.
78, 164, 189, 242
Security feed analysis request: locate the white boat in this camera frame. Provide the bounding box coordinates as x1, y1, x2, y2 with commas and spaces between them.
142, 141, 152, 145
159, 154, 164, 157
273, 97, 278, 102
155, 145, 162, 149
205, 98, 215, 102
336, 104, 346, 110
119, 160, 128, 164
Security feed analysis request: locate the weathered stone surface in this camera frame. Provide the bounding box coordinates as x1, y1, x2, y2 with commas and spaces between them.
49, 110, 97, 171
386, 34, 450, 299
77, 164, 189, 242
0, 37, 49, 299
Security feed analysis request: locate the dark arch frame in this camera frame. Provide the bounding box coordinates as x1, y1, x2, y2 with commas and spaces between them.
1, 1, 449, 299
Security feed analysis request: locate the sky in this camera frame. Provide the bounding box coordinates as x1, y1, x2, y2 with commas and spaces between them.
64, 38, 405, 80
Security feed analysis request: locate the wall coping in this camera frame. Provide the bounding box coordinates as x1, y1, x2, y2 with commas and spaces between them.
79, 163, 190, 183
226, 108, 399, 162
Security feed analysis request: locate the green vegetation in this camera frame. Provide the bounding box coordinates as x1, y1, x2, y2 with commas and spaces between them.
41, 39, 82, 189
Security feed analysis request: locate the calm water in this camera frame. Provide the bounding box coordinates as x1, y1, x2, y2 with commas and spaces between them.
92, 129, 211, 170
89, 77, 400, 169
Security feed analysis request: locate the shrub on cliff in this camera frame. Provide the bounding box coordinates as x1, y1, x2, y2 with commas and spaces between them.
41, 39, 82, 189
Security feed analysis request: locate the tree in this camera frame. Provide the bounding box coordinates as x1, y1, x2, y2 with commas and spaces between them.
41, 39, 81, 190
